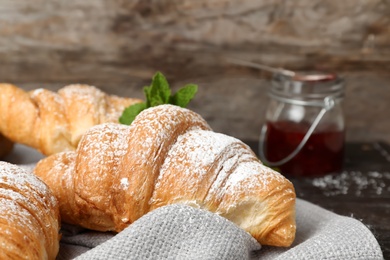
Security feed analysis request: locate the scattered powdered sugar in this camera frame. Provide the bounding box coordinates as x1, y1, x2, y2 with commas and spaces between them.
30, 87, 66, 114
0, 162, 50, 198
131, 105, 210, 159
177, 130, 238, 172
0, 187, 41, 220
59, 84, 133, 126
224, 160, 286, 195
207, 152, 243, 199
0, 162, 58, 211
78, 123, 130, 180
51, 152, 75, 177
225, 162, 262, 188
30, 88, 64, 106
30, 84, 133, 152
59, 84, 105, 104
0, 197, 36, 232
0, 161, 58, 241
155, 129, 239, 191
120, 177, 129, 190
154, 127, 290, 207
18, 163, 37, 173
49, 152, 76, 199
312, 171, 390, 196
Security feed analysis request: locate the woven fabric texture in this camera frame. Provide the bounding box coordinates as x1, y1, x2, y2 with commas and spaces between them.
57, 199, 383, 260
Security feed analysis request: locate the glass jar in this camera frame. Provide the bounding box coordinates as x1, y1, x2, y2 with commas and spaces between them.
259, 72, 345, 177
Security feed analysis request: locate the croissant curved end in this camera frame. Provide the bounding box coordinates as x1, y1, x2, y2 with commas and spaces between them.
220, 195, 296, 247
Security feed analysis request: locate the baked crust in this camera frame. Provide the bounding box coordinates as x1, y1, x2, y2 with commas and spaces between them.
0, 161, 60, 259
0, 83, 142, 155
34, 104, 296, 247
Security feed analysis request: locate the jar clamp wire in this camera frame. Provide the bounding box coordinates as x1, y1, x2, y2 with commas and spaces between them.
259, 73, 345, 176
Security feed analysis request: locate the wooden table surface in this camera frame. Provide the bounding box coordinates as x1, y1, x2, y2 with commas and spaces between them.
246, 140, 390, 259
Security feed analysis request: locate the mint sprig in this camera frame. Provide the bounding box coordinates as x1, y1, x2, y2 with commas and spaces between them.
119, 72, 198, 125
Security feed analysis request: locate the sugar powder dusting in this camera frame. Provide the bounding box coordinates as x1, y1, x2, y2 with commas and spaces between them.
312, 171, 390, 196
0, 161, 58, 237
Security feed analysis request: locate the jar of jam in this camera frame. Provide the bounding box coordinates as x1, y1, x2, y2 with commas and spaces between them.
259, 72, 345, 177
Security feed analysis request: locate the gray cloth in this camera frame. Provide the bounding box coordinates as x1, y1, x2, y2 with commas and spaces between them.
57, 199, 384, 260
69, 204, 260, 260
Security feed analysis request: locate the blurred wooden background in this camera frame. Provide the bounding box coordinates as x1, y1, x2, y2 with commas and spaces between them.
1, 0, 389, 143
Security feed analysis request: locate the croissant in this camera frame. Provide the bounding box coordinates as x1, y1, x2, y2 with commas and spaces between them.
34, 104, 296, 247
0, 83, 142, 156
0, 161, 60, 260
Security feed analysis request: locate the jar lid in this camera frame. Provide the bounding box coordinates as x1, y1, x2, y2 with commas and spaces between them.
269, 72, 345, 106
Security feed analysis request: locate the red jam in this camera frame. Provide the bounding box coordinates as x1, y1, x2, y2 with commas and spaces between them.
264, 120, 345, 177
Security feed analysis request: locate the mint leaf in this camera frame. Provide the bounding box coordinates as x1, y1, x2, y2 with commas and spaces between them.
143, 85, 152, 107
119, 102, 146, 125
170, 84, 198, 107
120, 72, 198, 125
149, 72, 171, 106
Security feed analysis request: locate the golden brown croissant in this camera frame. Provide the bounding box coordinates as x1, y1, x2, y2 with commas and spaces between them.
34, 104, 296, 247
0, 161, 60, 260
0, 83, 142, 156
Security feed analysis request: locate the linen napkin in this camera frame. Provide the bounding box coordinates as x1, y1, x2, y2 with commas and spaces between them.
56, 199, 383, 260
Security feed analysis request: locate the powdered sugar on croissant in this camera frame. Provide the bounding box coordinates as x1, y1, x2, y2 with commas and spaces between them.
34, 104, 296, 247
0, 83, 142, 155
0, 161, 60, 259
